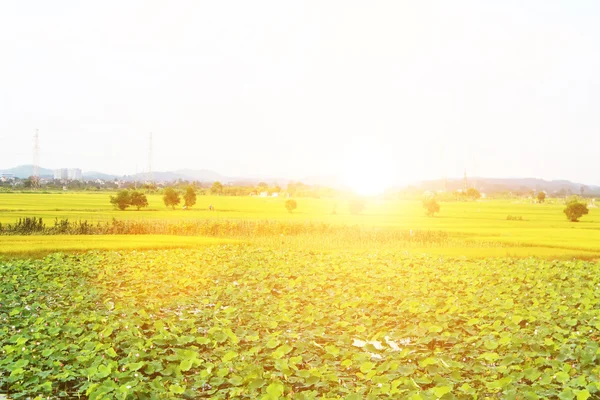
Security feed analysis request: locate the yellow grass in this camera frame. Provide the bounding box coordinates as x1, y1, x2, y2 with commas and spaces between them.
0, 192, 599, 258
0, 235, 239, 258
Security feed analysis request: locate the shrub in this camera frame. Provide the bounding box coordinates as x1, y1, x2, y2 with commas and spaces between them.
422, 198, 440, 216
130, 191, 149, 211
466, 188, 481, 200
537, 192, 546, 203
506, 215, 523, 221
163, 187, 181, 210
349, 198, 366, 215
184, 187, 197, 209
285, 199, 297, 213
564, 201, 589, 222
109, 190, 131, 211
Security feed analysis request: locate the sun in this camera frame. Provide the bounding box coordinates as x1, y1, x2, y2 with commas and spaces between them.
341, 141, 395, 196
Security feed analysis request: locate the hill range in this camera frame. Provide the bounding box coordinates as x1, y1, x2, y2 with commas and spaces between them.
1, 164, 599, 195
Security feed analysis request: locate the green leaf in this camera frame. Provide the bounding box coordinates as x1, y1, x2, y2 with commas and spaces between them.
222, 350, 238, 363
558, 388, 575, 400
433, 385, 452, 398
325, 345, 340, 356
479, 352, 500, 362
460, 383, 476, 395
248, 378, 266, 390
126, 361, 145, 371
169, 384, 185, 394
360, 361, 375, 373
420, 357, 437, 367
556, 371, 570, 384
228, 375, 244, 386
96, 364, 111, 378
484, 340, 498, 350
576, 390, 591, 400
266, 381, 284, 398
196, 336, 211, 345
106, 347, 118, 358
13, 359, 29, 369
180, 358, 193, 371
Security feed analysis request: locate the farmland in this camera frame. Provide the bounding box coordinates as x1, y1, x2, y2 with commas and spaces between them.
2, 247, 600, 399
0, 192, 599, 258
1, 192, 600, 398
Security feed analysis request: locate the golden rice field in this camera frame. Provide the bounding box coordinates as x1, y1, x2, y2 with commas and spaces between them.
0, 192, 598, 258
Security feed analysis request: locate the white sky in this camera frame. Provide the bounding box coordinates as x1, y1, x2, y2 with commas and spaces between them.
1, 1, 599, 185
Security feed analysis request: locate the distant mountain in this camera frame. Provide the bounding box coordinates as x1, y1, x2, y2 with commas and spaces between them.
83, 171, 117, 180
0, 164, 53, 178
417, 177, 600, 195
173, 169, 229, 182
122, 169, 231, 183
2, 164, 599, 194
300, 175, 343, 188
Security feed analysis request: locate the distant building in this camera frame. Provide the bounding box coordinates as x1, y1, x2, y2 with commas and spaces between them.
67, 168, 82, 181
54, 168, 82, 181
0, 173, 15, 182
54, 169, 68, 180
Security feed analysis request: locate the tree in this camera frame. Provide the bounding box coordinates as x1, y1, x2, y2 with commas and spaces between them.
349, 198, 366, 214
163, 187, 181, 210
110, 190, 132, 211
564, 201, 589, 222
466, 188, 481, 200
130, 191, 149, 211
537, 191, 546, 204
422, 197, 440, 216
285, 199, 297, 213
184, 187, 197, 209
211, 181, 223, 195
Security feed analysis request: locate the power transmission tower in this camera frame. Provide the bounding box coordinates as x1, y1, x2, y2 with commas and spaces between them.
473, 154, 478, 191
148, 133, 153, 184
463, 168, 468, 192
32, 129, 40, 190
440, 145, 447, 191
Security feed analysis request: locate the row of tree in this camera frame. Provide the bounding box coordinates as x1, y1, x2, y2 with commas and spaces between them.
420, 192, 590, 222
109, 187, 198, 211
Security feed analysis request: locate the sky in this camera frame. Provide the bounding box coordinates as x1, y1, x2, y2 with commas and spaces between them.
1, 1, 600, 185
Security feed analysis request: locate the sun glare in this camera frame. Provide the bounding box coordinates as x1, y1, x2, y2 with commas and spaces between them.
342, 142, 395, 196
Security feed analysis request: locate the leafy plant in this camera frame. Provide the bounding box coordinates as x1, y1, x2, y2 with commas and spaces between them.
3, 249, 600, 398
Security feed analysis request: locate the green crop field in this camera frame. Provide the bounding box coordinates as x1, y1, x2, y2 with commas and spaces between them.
2, 247, 600, 399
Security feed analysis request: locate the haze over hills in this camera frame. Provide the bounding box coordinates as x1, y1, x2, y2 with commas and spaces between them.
1, 164, 599, 194
0, 165, 54, 178
418, 178, 600, 195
